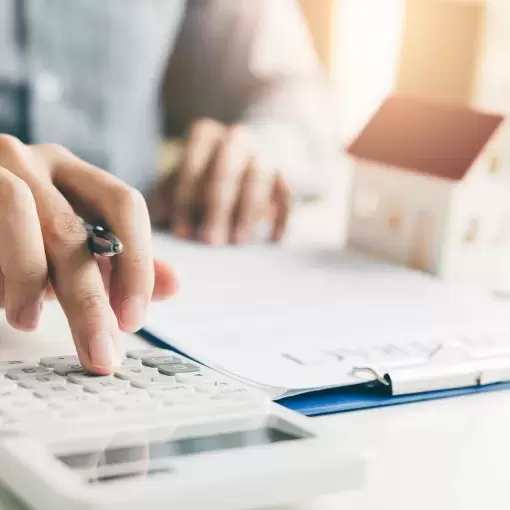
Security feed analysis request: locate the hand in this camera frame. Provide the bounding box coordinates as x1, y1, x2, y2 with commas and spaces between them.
0, 135, 178, 374
150, 119, 291, 245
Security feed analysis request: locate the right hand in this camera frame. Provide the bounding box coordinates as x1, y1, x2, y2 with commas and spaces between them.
0, 135, 179, 374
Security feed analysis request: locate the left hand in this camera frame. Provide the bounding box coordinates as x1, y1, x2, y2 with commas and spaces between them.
149, 119, 291, 245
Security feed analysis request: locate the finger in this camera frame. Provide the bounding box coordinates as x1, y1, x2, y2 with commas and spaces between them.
46, 146, 154, 333
147, 172, 178, 229
202, 127, 252, 245
232, 158, 273, 245
0, 277, 57, 307
153, 259, 179, 300
94, 257, 177, 301
271, 173, 292, 242
0, 165, 47, 331
173, 119, 225, 239
37, 191, 121, 374
1, 143, 120, 372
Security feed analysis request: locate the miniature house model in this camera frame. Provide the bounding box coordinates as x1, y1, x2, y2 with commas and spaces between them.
346, 94, 509, 289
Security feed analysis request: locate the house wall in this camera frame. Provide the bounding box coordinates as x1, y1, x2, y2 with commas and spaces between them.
347, 162, 454, 273
439, 127, 510, 291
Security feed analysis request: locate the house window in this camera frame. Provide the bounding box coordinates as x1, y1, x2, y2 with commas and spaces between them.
386, 200, 403, 232
464, 219, 479, 243
489, 155, 501, 175
387, 212, 402, 232
408, 211, 434, 271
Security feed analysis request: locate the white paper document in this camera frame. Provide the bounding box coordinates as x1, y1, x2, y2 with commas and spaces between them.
145, 234, 510, 399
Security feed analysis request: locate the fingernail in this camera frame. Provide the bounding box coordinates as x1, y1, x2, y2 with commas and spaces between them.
16, 302, 43, 331
89, 333, 120, 371
120, 295, 147, 332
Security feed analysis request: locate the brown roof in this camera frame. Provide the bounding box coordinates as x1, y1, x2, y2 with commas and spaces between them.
346, 94, 505, 181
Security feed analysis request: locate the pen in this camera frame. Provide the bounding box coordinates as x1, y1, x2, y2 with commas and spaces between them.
80, 219, 124, 257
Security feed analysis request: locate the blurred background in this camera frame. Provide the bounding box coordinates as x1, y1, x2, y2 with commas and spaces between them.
295, 0, 510, 293
300, 0, 509, 142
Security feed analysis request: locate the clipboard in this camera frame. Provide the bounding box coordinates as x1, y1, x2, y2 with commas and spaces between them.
278, 380, 510, 417
139, 328, 510, 417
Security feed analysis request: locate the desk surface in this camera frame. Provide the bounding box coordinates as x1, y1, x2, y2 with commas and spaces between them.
0, 191, 507, 510
1, 301, 510, 510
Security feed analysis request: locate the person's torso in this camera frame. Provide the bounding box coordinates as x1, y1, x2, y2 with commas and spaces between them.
0, 0, 187, 191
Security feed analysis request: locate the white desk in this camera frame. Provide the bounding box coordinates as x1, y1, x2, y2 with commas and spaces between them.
1, 190, 509, 510
2, 300, 510, 510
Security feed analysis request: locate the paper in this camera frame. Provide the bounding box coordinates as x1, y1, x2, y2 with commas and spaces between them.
145, 233, 510, 398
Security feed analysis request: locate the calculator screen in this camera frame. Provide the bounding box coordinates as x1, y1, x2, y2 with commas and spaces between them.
57, 427, 307, 482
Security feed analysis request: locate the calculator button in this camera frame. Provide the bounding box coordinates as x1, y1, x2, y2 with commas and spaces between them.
142, 356, 183, 368
191, 380, 241, 394
6, 366, 53, 380
127, 349, 170, 360
148, 384, 195, 400
59, 404, 113, 422
68, 372, 114, 385
0, 361, 35, 372
115, 367, 174, 388
7, 399, 48, 413
0, 388, 34, 403
115, 366, 158, 380
210, 388, 257, 402
98, 388, 149, 403
128, 373, 176, 389
34, 384, 84, 399
19, 373, 66, 389
158, 363, 200, 376
53, 364, 86, 376
0, 410, 59, 433
0, 379, 18, 393
48, 394, 100, 408
40, 356, 80, 368
113, 398, 162, 412
121, 358, 142, 368
161, 397, 216, 417
175, 371, 216, 384
83, 379, 131, 393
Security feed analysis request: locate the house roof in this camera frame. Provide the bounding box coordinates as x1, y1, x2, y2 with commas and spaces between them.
346, 94, 505, 181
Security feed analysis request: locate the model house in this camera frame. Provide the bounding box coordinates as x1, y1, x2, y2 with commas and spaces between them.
345, 94, 508, 289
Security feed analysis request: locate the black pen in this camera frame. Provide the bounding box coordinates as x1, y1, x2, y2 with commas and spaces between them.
81, 219, 124, 257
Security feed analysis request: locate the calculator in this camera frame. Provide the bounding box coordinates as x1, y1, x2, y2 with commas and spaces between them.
0, 348, 365, 510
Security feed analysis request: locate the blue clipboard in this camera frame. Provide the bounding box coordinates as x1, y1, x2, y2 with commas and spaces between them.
138, 329, 510, 417
277, 381, 510, 417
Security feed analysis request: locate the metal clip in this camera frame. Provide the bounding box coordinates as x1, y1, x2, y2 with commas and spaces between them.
351, 366, 390, 387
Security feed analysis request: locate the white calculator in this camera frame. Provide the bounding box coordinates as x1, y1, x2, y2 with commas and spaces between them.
0, 348, 365, 510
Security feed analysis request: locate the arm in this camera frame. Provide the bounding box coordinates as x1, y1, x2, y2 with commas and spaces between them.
234, 0, 342, 199
163, 0, 341, 200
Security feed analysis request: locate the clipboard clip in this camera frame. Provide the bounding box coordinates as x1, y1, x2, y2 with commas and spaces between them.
351, 367, 390, 387
351, 353, 510, 396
